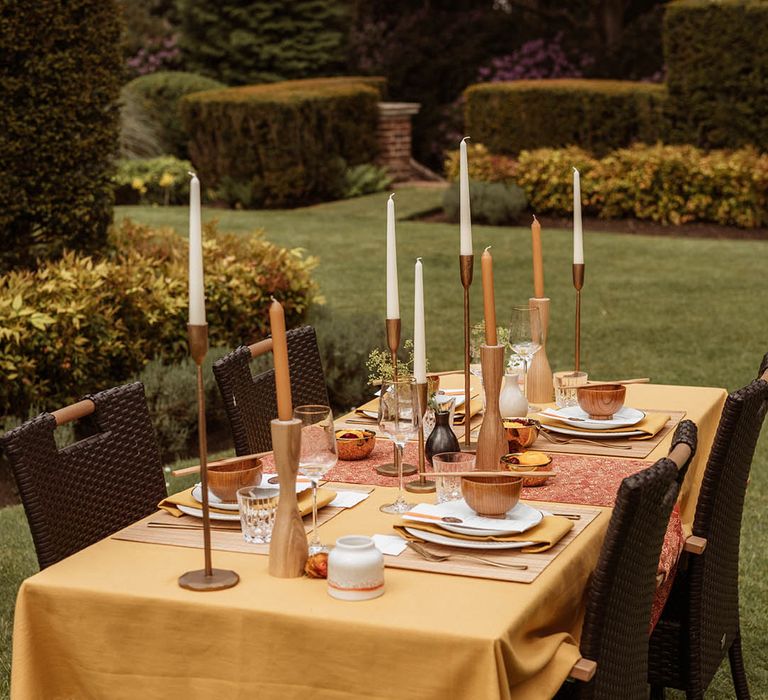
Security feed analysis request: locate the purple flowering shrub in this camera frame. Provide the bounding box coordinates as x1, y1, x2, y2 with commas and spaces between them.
127, 34, 181, 77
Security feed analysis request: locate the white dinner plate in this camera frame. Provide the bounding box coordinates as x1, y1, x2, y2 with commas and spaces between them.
191, 476, 311, 511
543, 405, 645, 430
404, 527, 534, 550
405, 501, 543, 536
543, 424, 645, 439
177, 503, 241, 521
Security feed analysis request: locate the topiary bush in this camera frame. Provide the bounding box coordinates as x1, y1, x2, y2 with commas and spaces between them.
0, 219, 320, 416
464, 79, 668, 156
122, 71, 226, 159
181, 77, 383, 208
664, 0, 768, 151
0, 0, 123, 272
113, 156, 193, 205
442, 181, 527, 226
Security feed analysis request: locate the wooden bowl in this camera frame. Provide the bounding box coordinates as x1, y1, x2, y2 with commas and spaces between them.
335, 429, 376, 461
503, 418, 541, 452
500, 451, 553, 487
461, 474, 522, 518
207, 455, 263, 503
577, 384, 626, 420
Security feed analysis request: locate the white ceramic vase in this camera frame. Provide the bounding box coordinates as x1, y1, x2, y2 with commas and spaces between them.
327, 535, 385, 601
499, 372, 528, 419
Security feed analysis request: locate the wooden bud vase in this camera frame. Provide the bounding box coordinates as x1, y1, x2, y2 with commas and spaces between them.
527, 297, 554, 404
475, 344, 507, 471
268, 418, 308, 578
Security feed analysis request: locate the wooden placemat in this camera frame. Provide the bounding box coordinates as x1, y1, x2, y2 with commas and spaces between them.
494, 410, 687, 459
384, 504, 601, 584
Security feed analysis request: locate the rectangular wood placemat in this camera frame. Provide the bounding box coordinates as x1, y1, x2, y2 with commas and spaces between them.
384, 504, 601, 584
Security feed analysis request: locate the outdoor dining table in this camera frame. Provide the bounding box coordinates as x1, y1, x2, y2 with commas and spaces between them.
10, 383, 726, 700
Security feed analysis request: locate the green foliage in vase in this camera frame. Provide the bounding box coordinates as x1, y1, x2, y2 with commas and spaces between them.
177, 0, 352, 85
366, 340, 419, 386
442, 180, 527, 226
113, 156, 193, 206
0, 0, 123, 272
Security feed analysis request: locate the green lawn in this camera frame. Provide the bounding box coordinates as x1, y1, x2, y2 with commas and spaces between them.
2, 188, 767, 698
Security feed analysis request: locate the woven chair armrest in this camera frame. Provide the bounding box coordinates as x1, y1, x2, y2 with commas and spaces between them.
569, 658, 597, 682
670, 419, 697, 464
248, 338, 273, 358
683, 535, 707, 554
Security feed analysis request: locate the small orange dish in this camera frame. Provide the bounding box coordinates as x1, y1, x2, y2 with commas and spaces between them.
500, 451, 553, 487
335, 429, 376, 461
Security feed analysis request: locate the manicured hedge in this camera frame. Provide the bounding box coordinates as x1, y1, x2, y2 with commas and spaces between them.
0, 220, 320, 415
123, 71, 226, 159
464, 79, 667, 156
181, 77, 384, 207
664, 0, 768, 150
0, 0, 122, 271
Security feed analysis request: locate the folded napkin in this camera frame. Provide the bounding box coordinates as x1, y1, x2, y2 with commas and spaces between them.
158, 486, 336, 518
539, 410, 670, 440
394, 515, 573, 553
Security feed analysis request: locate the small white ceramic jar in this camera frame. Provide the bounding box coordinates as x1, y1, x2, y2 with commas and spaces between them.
327, 535, 384, 601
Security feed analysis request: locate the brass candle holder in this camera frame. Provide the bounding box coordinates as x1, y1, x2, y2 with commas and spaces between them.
404, 380, 435, 493
459, 254, 476, 450
527, 297, 553, 403
376, 318, 417, 478
178, 324, 239, 592
475, 344, 507, 471
573, 263, 585, 371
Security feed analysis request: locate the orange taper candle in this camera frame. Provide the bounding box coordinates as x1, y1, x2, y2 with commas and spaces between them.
269, 299, 292, 421
481, 246, 497, 345
531, 215, 544, 298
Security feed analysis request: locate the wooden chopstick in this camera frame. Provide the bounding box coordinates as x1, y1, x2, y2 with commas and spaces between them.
585, 377, 650, 387
430, 470, 556, 478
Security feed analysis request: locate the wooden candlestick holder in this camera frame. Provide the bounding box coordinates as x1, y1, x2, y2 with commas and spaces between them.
459, 254, 476, 450
179, 324, 239, 592
527, 297, 553, 403
268, 417, 308, 578
376, 319, 417, 478
405, 381, 435, 493
573, 263, 585, 371
475, 344, 507, 471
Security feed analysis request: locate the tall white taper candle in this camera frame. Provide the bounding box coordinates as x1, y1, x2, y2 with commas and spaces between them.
459, 137, 473, 256
188, 172, 206, 325
573, 167, 584, 265
413, 258, 426, 383
386, 193, 400, 318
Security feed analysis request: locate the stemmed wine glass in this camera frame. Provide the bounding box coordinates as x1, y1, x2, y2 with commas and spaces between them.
508, 305, 542, 403
294, 405, 338, 554
378, 377, 421, 514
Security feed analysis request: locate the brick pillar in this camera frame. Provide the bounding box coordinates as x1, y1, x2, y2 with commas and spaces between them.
376, 102, 420, 182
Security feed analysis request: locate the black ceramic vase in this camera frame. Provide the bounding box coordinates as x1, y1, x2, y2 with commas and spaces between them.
425, 411, 460, 464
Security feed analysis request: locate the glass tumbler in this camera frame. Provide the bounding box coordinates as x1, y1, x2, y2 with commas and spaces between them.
432, 452, 476, 504
553, 371, 589, 408
237, 486, 279, 543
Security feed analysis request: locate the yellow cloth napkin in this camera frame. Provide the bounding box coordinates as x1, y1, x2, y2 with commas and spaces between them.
394, 515, 573, 553
158, 486, 336, 518
538, 410, 670, 440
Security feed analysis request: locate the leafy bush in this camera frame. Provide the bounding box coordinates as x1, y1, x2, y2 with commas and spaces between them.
0, 220, 320, 416
664, 0, 768, 151
122, 71, 226, 159
442, 181, 527, 226
113, 156, 193, 205
464, 79, 667, 156
444, 142, 518, 183
178, 0, 352, 85
182, 77, 383, 208
342, 164, 392, 199
0, 0, 123, 271
118, 86, 163, 159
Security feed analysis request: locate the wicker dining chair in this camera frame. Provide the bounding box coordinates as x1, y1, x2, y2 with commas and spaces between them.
0, 382, 166, 570
212, 325, 330, 455
648, 354, 768, 700
558, 420, 698, 700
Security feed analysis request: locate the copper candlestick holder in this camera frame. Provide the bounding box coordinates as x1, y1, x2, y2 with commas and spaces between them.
178, 324, 239, 592
459, 254, 476, 450
475, 344, 507, 470
573, 263, 585, 371
376, 319, 417, 478
527, 297, 553, 403
405, 380, 435, 493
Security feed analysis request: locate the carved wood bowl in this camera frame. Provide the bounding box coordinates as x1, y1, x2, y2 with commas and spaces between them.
461, 474, 522, 518
207, 455, 263, 503
335, 429, 377, 461
502, 418, 541, 452
576, 384, 626, 420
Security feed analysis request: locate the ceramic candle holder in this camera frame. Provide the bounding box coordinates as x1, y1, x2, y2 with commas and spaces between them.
327, 536, 385, 601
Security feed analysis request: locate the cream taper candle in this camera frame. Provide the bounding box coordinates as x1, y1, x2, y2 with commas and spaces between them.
459, 137, 473, 256
573, 167, 584, 265
386, 193, 400, 318
188, 172, 205, 325
413, 258, 426, 383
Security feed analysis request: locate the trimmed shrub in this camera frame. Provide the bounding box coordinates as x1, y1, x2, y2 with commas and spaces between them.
113, 156, 193, 205
464, 79, 668, 156
122, 71, 226, 158
181, 77, 382, 207
442, 181, 527, 226
664, 0, 768, 151
178, 0, 352, 85
0, 220, 320, 415
444, 142, 518, 183
0, 0, 123, 271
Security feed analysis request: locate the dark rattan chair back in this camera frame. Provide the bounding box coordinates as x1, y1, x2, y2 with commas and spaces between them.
213, 325, 330, 455
649, 354, 768, 699
0, 382, 166, 570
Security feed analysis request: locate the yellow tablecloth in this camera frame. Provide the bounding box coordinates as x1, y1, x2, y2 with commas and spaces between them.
11, 383, 726, 700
